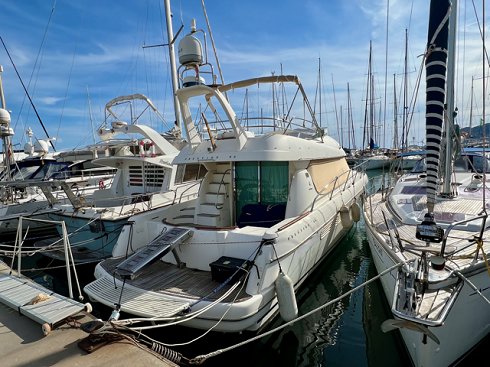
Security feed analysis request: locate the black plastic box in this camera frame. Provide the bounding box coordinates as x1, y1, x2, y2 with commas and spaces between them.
209, 256, 252, 284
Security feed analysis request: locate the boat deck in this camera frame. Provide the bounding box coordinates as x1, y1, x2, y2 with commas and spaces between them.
365, 191, 490, 268
93, 256, 252, 302
364, 191, 490, 323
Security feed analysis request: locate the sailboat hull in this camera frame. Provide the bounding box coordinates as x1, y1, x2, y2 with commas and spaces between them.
364, 207, 490, 367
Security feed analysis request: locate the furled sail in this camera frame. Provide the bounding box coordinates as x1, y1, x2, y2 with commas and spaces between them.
425, 0, 451, 212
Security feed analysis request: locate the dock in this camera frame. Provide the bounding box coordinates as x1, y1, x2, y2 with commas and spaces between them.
0, 261, 178, 367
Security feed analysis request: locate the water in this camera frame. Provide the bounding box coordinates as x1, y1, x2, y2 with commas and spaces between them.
6, 169, 489, 366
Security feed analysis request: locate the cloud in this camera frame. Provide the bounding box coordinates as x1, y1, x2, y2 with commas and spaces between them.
38, 96, 64, 106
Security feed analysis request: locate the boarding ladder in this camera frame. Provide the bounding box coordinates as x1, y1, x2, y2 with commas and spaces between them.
115, 227, 193, 279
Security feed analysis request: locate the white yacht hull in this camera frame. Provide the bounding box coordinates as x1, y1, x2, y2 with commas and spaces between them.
89, 191, 361, 332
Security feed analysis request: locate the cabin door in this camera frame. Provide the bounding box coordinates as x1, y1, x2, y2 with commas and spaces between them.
235, 161, 288, 227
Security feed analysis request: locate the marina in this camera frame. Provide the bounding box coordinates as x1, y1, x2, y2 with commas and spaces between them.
0, 0, 489, 366
1, 186, 488, 366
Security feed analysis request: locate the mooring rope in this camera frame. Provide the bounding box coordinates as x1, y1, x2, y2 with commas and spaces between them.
187, 260, 407, 365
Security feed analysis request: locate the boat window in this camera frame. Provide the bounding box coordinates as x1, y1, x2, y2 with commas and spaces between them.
235, 161, 288, 227
31, 162, 69, 180
411, 158, 426, 173
454, 156, 470, 172
471, 155, 490, 173
175, 164, 207, 183
235, 162, 259, 216
12, 165, 39, 180
400, 186, 426, 195
307, 158, 349, 193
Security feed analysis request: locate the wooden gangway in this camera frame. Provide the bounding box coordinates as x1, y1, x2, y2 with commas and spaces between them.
0, 261, 90, 335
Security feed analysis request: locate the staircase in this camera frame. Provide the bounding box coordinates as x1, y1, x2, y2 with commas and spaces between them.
195, 163, 232, 227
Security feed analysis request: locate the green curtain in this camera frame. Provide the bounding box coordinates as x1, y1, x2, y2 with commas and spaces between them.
260, 161, 288, 204
235, 162, 259, 215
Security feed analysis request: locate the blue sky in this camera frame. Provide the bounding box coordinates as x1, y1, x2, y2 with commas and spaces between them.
0, 0, 486, 152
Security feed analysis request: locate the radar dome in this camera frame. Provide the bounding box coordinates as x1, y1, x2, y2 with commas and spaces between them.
183, 75, 206, 88
24, 142, 33, 154
178, 34, 203, 66
34, 140, 50, 154
0, 108, 11, 125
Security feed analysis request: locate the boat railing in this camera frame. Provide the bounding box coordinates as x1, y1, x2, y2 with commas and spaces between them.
363, 173, 397, 224
310, 167, 364, 212
9, 216, 83, 300
200, 116, 319, 139
175, 180, 202, 204
439, 213, 488, 258
116, 180, 202, 215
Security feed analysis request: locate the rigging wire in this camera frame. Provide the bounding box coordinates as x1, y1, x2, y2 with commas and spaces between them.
200, 0, 225, 86
13, 0, 57, 144
0, 36, 56, 151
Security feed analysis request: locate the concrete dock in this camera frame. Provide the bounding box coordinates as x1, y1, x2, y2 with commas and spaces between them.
0, 260, 178, 367
0, 302, 178, 367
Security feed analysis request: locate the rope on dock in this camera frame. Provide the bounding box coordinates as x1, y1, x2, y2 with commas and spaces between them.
188, 260, 408, 365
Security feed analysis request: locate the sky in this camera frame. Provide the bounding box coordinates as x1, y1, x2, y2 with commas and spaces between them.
0, 0, 487, 153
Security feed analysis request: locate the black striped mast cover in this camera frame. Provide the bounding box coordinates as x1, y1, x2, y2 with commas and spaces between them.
425, 0, 451, 213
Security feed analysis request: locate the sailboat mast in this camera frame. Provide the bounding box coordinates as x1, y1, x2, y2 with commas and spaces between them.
164, 0, 182, 132
403, 29, 408, 151
442, 0, 458, 195
469, 76, 473, 141
0, 65, 14, 180
393, 73, 398, 149
425, 0, 450, 213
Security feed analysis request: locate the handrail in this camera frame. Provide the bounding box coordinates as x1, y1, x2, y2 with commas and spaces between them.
177, 180, 202, 204
214, 169, 231, 209
200, 116, 319, 138
310, 166, 361, 212
439, 213, 488, 257
10, 216, 83, 300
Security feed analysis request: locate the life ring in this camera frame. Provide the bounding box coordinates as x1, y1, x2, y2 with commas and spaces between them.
138, 139, 155, 157
99, 180, 106, 190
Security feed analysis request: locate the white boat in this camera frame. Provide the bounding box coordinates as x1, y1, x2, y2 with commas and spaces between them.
362, 1, 490, 366
84, 20, 368, 333
352, 151, 391, 170
0, 69, 115, 244
38, 94, 203, 263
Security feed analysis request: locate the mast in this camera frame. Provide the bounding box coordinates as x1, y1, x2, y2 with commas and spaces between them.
0, 65, 14, 180
331, 74, 340, 144
442, 0, 457, 195
393, 73, 398, 149
468, 75, 473, 141
163, 0, 182, 132
402, 29, 409, 151
363, 41, 372, 150
347, 82, 355, 150
425, 0, 450, 213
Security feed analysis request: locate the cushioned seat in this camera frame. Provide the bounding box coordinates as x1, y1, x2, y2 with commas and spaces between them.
237, 203, 286, 228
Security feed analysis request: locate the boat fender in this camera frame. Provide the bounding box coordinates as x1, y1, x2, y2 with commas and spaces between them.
340, 206, 352, 228
275, 271, 298, 322
351, 202, 361, 222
